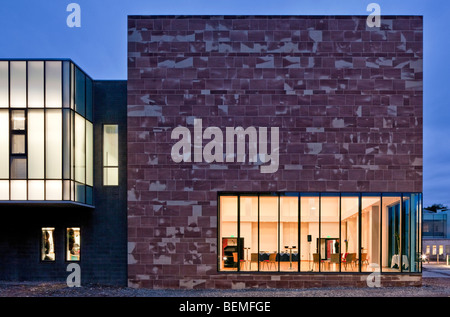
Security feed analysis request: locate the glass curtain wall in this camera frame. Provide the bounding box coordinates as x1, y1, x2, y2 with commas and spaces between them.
218, 192, 422, 273
0, 60, 93, 205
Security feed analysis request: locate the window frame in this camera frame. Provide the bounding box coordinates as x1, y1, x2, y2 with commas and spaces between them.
102, 123, 119, 186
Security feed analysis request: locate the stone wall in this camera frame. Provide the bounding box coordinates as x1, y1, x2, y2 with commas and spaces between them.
127, 15, 423, 288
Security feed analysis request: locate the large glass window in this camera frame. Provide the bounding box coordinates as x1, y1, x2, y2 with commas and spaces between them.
219, 196, 238, 271
259, 195, 279, 272
41, 228, 56, 261
382, 195, 402, 272
340, 195, 359, 272
320, 194, 340, 272
361, 195, 381, 272
301, 194, 319, 272
103, 124, 119, 186
280, 195, 299, 272
218, 192, 421, 274
240, 195, 258, 272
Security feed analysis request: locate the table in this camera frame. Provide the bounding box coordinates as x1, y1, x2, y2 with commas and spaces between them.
285, 246, 297, 270
391, 254, 409, 269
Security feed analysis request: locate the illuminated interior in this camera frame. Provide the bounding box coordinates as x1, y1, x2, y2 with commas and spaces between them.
0, 60, 93, 205
219, 193, 422, 273
66, 227, 81, 261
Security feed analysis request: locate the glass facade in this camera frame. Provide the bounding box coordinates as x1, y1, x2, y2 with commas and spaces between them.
218, 192, 422, 273
0, 60, 93, 205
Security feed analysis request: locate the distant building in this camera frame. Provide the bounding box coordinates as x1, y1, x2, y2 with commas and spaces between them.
423, 209, 450, 261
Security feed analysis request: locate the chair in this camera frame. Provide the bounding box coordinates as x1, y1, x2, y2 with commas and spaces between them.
232, 252, 245, 269
263, 253, 277, 271
250, 253, 259, 270
361, 253, 369, 266
342, 253, 355, 270
330, 253, 340, 271
313, 253, 324, 271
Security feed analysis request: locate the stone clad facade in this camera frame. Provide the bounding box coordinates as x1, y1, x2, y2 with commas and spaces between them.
127, 15, 423, 289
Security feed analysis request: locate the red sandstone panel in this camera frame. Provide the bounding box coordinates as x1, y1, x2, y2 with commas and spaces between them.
127, 16, 423, 288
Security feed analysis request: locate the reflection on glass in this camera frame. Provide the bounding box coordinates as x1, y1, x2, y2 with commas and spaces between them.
340, 196, 359, 272
75, 68, 85, 116
67, 227, 81, 261
240, 196, 258, 272
41, 228, 56, 261
321, 195, 340, 272
86, 77, 93, 121
382, 196, 402, 272
219, 196, 238, 271
301, 195, 319, 272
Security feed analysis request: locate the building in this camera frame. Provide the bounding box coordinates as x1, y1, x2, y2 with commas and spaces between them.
127, 15, 423, 288
423, 210, 450, 261
0, 14, 423, 288
0, 60, 128, 285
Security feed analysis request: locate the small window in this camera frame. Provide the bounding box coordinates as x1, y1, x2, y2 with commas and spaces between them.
11, 110, 26, 130
66, 227, 81, 261
439, 245, 444, 255
11, 134, 25, 154
11, 158, 26, 179
432, 245, 437, 255
103, 124, 118, 186
41, 228, 56, 261
426, 245, 430, 255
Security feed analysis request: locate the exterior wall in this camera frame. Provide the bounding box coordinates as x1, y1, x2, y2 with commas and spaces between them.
127, 15, 423, 288
0, 80, 128, 285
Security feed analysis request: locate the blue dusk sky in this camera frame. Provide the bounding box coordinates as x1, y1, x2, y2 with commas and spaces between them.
0, 0, 447, 208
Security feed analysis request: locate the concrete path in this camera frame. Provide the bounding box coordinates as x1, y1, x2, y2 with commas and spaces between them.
422, 263, 450, 278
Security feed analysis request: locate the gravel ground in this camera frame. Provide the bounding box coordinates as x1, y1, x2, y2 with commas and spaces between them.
0, 264, 448, 297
